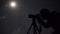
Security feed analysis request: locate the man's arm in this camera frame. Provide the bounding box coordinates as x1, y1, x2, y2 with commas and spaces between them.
37, 17, 51, 28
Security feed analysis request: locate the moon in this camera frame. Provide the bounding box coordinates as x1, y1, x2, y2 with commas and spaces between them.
10, 1, 16, 8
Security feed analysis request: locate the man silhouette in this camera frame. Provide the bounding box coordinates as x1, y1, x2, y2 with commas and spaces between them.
37, 9, 60, 34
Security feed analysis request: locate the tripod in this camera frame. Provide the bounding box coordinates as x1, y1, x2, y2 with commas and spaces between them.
27, 18, 41, 34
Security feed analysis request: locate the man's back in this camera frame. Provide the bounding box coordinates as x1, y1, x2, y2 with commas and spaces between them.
47, 12, 60, 34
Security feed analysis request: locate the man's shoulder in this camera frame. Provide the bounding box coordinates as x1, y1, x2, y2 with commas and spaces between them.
48, 12, 60, 19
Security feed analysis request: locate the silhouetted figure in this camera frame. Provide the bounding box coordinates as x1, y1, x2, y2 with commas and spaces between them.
37, 9, 60, 34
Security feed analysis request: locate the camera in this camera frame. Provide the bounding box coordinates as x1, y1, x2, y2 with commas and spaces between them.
29, 14, 36, 18
29, 14, 40, 18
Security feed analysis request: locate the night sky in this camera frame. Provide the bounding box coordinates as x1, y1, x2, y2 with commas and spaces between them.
0, 0, 60, 34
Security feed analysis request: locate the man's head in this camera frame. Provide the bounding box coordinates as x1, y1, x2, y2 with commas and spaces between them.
40, 9, 49, 19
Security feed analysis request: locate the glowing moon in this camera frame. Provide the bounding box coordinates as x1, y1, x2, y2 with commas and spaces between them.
10, 1, 16, 8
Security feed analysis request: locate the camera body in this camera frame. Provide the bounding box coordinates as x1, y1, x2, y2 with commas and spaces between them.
29, 14, 40, 18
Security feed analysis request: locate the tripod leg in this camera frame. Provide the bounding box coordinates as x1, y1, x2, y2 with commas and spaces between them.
39, 24, 41, 34
33, 25, 35, 34
33, 24, 37, 34
35, 26, 37, 34
35, 24, 39, 31
34, 23, 41, 34
27, 23, 33, 34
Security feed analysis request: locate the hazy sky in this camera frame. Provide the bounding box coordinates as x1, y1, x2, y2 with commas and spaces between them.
0, 0, 60, 34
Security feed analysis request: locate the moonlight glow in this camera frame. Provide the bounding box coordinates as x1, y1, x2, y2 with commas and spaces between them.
10, 1, 16, 8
